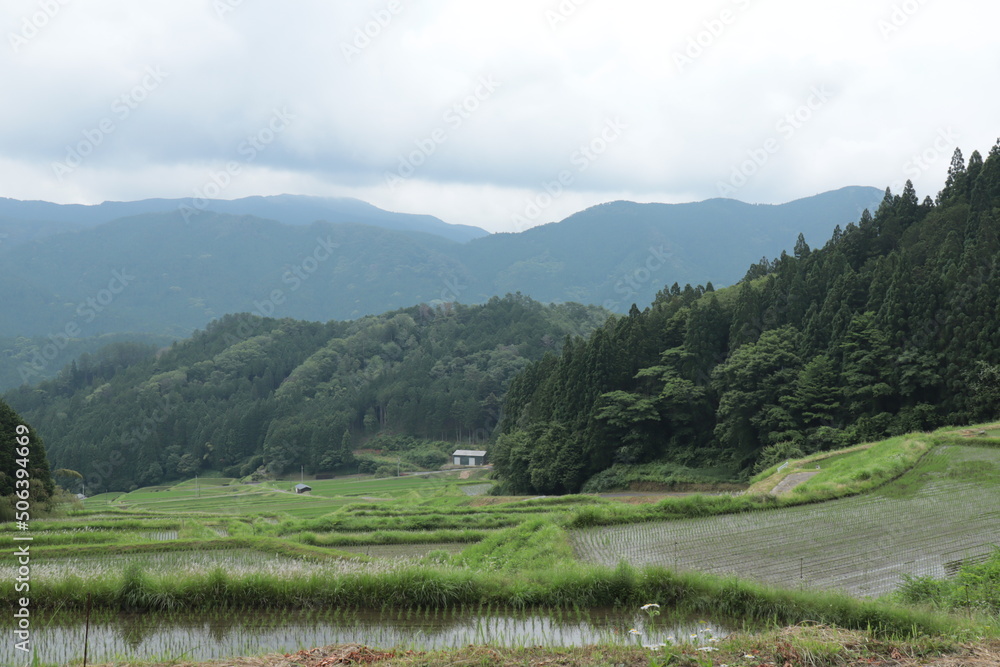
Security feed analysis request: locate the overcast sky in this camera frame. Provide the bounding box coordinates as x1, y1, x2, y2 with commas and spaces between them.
2, 0, 997, 233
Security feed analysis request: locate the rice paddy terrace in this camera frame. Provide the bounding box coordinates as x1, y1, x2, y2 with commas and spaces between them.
570, 444, 1000, 597
2, 428, 999, 665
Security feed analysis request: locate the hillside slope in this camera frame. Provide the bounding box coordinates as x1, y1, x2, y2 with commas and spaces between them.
4, 295, 608, 491
494, 142, 1000, 493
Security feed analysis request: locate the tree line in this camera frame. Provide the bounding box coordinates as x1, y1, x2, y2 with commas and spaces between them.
492, 143, 1000, 494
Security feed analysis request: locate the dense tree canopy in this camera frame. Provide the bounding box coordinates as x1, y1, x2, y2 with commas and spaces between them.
495, 142, 1000, 494
0, 398, 54, 514
4, 295, 607, 492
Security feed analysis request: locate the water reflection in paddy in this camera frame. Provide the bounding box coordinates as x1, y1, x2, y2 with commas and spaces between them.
21, 608, 736, 664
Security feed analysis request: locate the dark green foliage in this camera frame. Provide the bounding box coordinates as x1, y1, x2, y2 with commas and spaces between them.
497, 141, 1000, 493
0, 397, 54, 516
4, 296, 606, 491
752, 441, 805, 475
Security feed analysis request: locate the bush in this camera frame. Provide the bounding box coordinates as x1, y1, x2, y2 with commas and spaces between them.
753, 441, 805, 475
239, 455, 264, 478
373, 464, 397, 478
896, 574, 951, 606
894, 549, 1000, 613
365, 433, 420, 452
222, 464, 243, 478
403, 446, 449, 469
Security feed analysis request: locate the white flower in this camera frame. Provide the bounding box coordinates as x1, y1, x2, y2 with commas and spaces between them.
640, 603, 660, 610
629, 628, 641, 635
696, 646, 718, 651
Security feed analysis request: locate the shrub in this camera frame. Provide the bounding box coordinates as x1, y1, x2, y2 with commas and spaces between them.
753, 441, 805, 475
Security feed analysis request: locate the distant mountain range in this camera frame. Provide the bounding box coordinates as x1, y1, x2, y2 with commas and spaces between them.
0, 194, 489, 245
0, 186, 882, 388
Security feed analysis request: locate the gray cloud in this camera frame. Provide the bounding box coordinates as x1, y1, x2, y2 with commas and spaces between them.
1, 0, 997, 231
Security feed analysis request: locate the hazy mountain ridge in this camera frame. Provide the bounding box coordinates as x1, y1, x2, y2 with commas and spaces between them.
0, 186, 881, 388
0, 194, 488, 245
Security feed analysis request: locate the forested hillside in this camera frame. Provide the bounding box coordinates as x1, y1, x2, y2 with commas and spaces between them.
0, 398, 53, 516
493, 143, 1000, 494
4, 296, 607, 492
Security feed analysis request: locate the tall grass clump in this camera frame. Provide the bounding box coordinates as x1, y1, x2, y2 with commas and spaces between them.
896, 549, 1000, 614
456, 520, 575, 572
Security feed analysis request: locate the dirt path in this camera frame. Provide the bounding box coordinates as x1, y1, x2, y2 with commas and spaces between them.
769, 471, 819, 496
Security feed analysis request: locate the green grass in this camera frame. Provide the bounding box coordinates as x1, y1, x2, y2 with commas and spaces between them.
2, 557, 979, 640
13, 427, 1000, 665
748, 436, 930, 498
895, 548, 1000, 613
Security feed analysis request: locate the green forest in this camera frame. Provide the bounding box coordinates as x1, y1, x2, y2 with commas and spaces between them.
3, 296, 607, 492
5, 143, 1000, 498
492, 143, 1000, 494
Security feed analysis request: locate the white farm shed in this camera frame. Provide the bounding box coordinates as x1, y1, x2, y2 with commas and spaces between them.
452, 449, 486, 466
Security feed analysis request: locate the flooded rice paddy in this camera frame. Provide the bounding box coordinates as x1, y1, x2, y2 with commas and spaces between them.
14, 608, 733, 664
